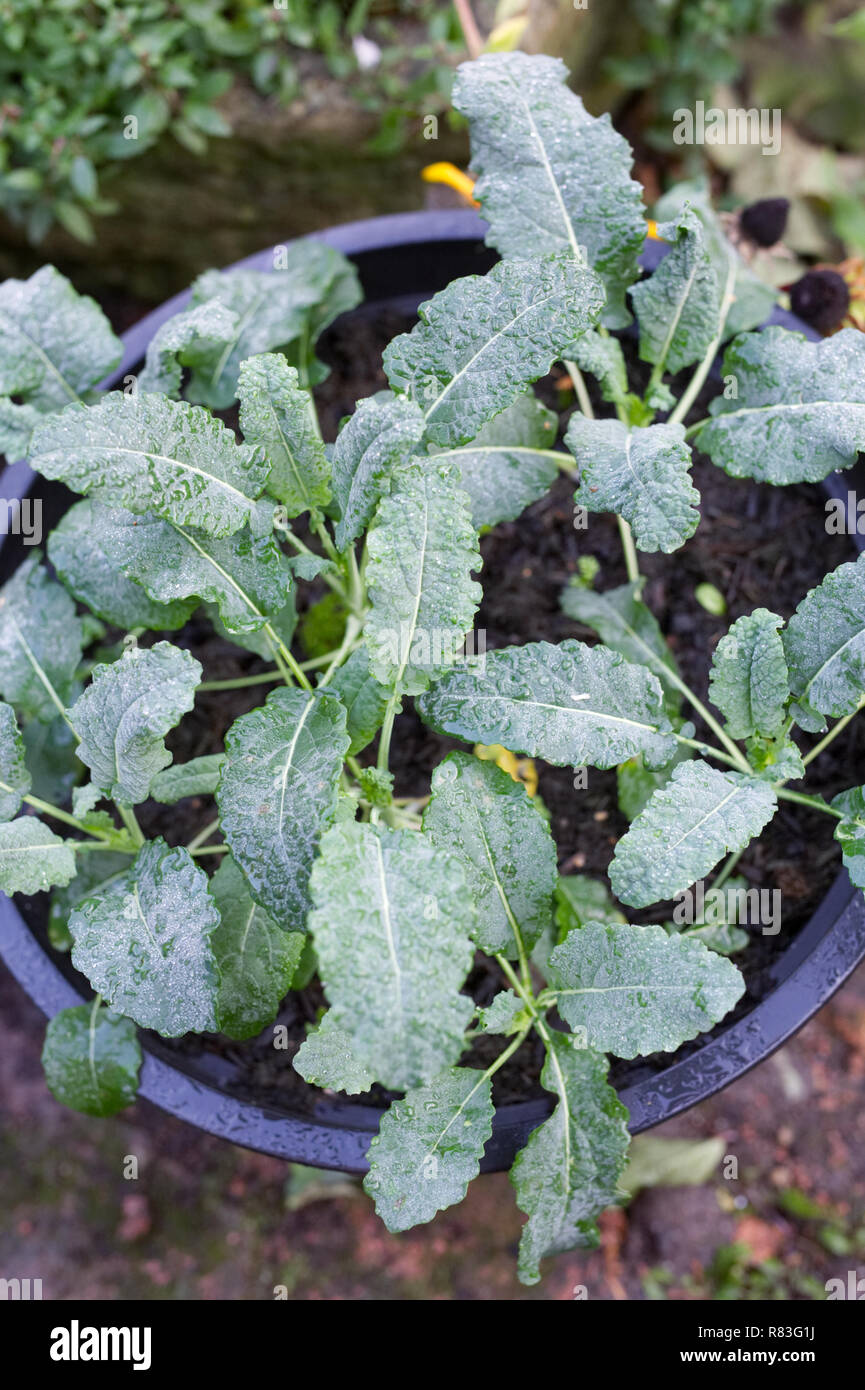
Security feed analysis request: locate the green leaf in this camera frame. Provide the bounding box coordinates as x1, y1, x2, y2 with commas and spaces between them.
453, 52, 645, 327
554, 875, 625, 939
68, 642, 201, 807
631, 207, 721, 375
137, 301, 239, 396
561, 579, 682, 715
695, 328, 865, 485
210, 855, 304, 1041
783, 554, 865, 732
708, 608, 789, 740
0, 265, 121, 455
831, 786, 865, 890
79, 500, 287, 636
364, 1067, 494, 1230
29, 392, 269, 538
41, 1001, 141, 1117
331, 393, 427, 550
617, 741, 694, 822
150, 754, 225, 803
238, 354, 330, 519
47, 500, 197, 631
0, 816, 77, 894
187, 244, 361, 406
422, 751, 556, 955
746, 735, 804, 783
0, 702, 31, 821
22, 714, 80, 805
548, 921, 745, 1058
0, 555, 85, 722
568, 333, 629, 407
478, 990, 525, 1035
308, 820, 476, 1091
49, 851, 135, 952
365, 461, 482, 695
383, 253, 605, 447
418, 639, 677, 770
323, 647, 390, 755
293, 1011, 375, 1095
567, 417, 699, 554
68, 839, 220, 1035
430, 391, 560, 529
511, 1032, 629, 1286
654, 180, 776, 339
217, 687, 349, 929
609, 761, 777, 909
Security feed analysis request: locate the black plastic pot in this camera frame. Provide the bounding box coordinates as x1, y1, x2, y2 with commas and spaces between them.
1, 210, 864, 1173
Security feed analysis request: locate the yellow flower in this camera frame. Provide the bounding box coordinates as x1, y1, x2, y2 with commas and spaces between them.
473, 743, 538, 797
421, 163, 479, 208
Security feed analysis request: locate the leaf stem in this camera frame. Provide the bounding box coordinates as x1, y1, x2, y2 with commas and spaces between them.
117, 805, 145, 848
616, 515, 641, 584
377, 689, 401, 774
661, 670, 752, 773
668, 259, 736, 428
453, 0, 484, 58
198, 669, 283, 692
186, 817, 220, 853
189, 843, 231, 857
564, 359, 594, 419
712, 848, 744, 891
775, 788, 842, 819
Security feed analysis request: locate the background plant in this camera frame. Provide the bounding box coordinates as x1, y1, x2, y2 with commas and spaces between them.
3, 50, 865, 1287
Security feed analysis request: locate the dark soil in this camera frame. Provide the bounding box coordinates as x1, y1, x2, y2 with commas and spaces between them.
17, 297, 865, 1116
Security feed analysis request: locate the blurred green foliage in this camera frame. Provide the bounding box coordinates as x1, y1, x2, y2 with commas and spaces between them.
0, 0, 462, 244
603, 0, 782, 148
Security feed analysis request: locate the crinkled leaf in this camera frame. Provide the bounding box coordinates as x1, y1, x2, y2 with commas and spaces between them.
610, 760, 777, 908
331, 393, 426, 550
422, 751, 556, 956
709, 608, 789, 740
238, 354, 331, 518
567, 416, 699, 554
217, 687, 349, 929
561, 579, 682, 716
617, 740, 694, 822
29, 392, 269, 537
418, 639, 677, 771
746, 734, 805, 782
654, 180, 776, 338
47, 500, 196, 631
431, 391, 560, 529
831, 786, 865, 890
323, 646, 390, 756
48, 850, 134, 952
68, 642, 201, 807
137, 301, 239, 396
364, 1067, 494, 1230
308, 820, 476, 1091
69, 838, 220, 1035
293, 1011, 374, 1095
0, 555, 85, 722
210, 855, 304, 1041
631, 207, 721, 375
0, 266, 121, 457
783, 554, 865, 732
0, 702, 30, 821
511, 1032, 629, 1286
383, 253, 604, 447
150, 754, 225, 803
365, 461, 482, 695
568, 333, 629, 406
696, 328, 865, 485
82, 504, 291, 637
42, 1001, 141, 1117
453, 52, 645, 327
548, 921, 745, 1058
0, 816, 77, 895
187, 244, 361, 406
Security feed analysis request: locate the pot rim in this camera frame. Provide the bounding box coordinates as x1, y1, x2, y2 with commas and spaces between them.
1, 207, 864, 1173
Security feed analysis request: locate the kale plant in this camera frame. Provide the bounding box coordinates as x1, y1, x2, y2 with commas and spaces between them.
4, 52, 865, 1286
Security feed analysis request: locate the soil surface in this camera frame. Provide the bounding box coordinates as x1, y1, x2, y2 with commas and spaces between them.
11, 296, 865, 1115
